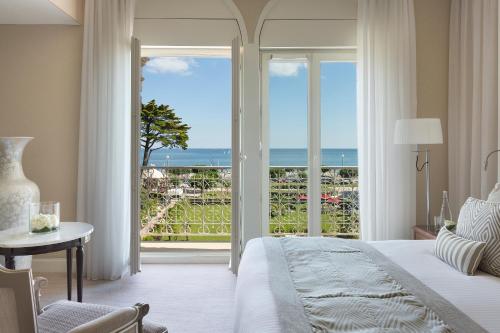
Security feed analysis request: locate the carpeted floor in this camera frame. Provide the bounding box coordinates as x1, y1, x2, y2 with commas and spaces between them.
38, 264, 236, 333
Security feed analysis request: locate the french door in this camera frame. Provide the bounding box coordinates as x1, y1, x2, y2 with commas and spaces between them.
261, 50, 357, 237
130, 37, 242, 272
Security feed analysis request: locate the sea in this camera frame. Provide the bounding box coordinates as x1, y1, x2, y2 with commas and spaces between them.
147, 148, 357, 167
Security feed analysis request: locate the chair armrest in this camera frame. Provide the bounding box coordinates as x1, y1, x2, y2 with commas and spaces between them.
33, 277, 48, 315
67, 303, 149, 333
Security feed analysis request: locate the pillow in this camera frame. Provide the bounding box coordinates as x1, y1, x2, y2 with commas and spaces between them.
456, 197, 500, 276
487, 183, 500, 202
434, 227, 486, 275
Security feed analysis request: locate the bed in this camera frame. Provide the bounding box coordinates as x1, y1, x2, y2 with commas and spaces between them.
234, 238, 500, 333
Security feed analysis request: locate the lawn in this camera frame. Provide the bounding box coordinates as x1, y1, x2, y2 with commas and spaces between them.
141, 200, 359, 242
142, 200, 232, 242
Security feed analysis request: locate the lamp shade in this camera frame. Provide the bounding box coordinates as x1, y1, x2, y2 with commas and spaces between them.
394, 118, 443, 145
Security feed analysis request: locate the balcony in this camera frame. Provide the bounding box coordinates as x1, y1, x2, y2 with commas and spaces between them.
140, 166, 359, 247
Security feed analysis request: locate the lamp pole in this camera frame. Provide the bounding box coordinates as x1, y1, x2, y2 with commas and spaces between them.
425, 149, 431, 228
416, 146, 431, 228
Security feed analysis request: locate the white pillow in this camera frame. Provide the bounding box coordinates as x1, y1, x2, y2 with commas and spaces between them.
487, 183, 500, 202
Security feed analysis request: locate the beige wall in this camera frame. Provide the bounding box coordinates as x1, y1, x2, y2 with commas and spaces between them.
414, 0, 451, 225
0, 25, 83, 222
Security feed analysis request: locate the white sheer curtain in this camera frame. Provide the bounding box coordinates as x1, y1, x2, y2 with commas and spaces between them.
77, 0, 135, 280
357, 0, 417, 240
448, 0, 498, 216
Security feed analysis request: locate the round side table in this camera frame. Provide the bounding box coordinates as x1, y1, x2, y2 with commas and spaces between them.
0, 222, 93, 302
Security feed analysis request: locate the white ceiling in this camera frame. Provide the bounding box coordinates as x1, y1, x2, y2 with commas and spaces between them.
0, 0, 79, 25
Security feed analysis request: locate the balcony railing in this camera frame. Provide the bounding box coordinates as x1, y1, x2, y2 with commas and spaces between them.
141, 166, 232, 242
269, 166, 359, 238
140, 166, 359, 242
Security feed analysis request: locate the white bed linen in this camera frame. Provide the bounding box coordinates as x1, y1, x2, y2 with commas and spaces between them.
234, 238, 500, 333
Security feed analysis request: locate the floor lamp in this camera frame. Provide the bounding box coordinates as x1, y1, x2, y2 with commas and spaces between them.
394, 118, 443, 229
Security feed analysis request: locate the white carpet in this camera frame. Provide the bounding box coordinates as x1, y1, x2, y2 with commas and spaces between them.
38, 264, 236, 333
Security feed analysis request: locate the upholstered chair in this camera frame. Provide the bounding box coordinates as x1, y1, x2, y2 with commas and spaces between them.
0, 266, 168, 333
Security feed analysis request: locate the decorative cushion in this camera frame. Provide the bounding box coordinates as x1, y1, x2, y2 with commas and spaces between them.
487, 183, 500, 202
456, 197, 500, 276
434, 227, 486, 275
38, 300, 168, 333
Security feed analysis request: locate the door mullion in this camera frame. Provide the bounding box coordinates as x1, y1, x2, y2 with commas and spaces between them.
308, 54, 322, 236
261, 53, 271, 236
231, 36, 241, 273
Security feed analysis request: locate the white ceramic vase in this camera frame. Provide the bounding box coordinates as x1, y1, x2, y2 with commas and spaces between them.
0, 137, 40, 268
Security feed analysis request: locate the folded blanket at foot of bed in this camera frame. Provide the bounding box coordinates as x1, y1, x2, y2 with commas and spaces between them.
263, 237, 486, 333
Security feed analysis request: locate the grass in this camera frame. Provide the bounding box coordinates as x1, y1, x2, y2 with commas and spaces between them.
141, 199, 359, 241
141, 201, 232, 242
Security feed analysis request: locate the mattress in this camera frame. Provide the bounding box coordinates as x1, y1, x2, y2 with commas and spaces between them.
234, 238, 500, 333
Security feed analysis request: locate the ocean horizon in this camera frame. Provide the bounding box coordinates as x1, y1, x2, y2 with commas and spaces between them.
146, 148, 358, 167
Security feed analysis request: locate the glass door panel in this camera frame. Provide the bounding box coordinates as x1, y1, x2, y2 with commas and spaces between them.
268, 58, 309, 236
319, 62, 359, 238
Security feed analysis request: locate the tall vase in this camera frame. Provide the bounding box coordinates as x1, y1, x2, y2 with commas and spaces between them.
0, 137, 40, 268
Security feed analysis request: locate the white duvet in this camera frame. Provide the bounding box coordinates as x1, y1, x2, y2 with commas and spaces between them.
234, 238, 500, 333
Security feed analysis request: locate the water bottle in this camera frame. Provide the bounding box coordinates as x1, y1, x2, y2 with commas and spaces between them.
439, 191, 453, 229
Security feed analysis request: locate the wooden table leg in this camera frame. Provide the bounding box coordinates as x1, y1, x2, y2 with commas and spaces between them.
76, 244, 83, 302
4, 255, 15, 270
66, 248, 72, 300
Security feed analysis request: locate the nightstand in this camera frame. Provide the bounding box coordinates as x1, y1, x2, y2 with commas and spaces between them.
413, 225, 439, 240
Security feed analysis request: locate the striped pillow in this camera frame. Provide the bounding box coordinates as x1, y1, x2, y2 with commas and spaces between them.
434, 227, 486, 275
456, 197, 500, 276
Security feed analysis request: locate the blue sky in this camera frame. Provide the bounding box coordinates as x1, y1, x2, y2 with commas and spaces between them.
142, 57, 356, 149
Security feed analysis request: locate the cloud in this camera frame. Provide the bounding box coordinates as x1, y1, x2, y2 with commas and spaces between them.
145, 57, 197, 75
269, 62, 306, 77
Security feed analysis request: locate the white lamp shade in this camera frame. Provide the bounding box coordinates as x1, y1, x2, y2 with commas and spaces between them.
394, 118, 443, 145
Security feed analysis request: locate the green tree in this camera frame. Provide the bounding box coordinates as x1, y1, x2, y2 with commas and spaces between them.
338, 168, 358, 178
141, 100, 190, 166
270, 168, 286, 179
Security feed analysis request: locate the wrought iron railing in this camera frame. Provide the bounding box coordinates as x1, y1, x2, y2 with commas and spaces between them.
140, 166, 359, 242
269, 166, 359, 238
141, 166, 232, 242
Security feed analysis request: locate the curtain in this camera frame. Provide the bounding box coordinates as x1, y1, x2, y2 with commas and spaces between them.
448, 0, 498, 217
357, 0, 417, 240
77, 0, 135, 280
